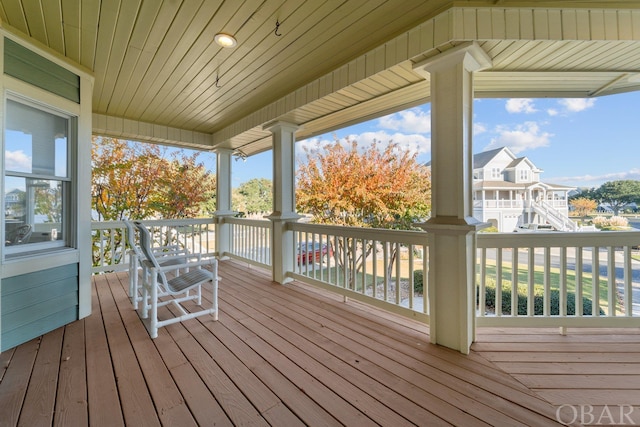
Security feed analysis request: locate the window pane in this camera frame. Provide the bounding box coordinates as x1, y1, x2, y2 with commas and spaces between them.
4, 177, 64, 246
5, 99, 68, 177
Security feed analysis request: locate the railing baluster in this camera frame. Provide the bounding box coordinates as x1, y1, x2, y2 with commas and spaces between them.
479, 247, 486, 317
527, 247, 534, 316
496, 248, 503, 317
576, 247, 583, 317
625, 246, 632, 316
544, 247, 551, 317
560, 247, 567, 317
512, 247, 518, 316
608, 247, 616, 316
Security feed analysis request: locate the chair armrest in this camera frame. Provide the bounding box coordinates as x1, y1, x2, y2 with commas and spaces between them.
152, 245, 186, 254
155, 257, 216, 273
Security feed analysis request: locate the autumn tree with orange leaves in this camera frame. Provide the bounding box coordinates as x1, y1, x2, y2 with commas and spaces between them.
91, 136, 216, 266
296, 138, 431, 283
92, 136, 216, 221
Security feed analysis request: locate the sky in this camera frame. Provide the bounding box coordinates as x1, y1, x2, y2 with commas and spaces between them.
214, 91, 640, 189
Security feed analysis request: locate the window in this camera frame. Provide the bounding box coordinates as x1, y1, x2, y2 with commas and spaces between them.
519, 169, 529, 181
4, 98, 73, 256
491, 168, 501, 179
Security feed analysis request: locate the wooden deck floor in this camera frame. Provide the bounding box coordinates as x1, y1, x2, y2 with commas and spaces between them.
1, 259, 639, 426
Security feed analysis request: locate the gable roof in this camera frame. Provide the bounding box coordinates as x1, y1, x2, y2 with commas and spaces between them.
473, 147, 510, 168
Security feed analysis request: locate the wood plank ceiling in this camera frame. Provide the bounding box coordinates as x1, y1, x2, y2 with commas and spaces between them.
0, 1, 639, 156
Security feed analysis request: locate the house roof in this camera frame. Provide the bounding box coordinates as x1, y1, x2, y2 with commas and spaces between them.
1, 1, 639, 155
473, 147, 508, 169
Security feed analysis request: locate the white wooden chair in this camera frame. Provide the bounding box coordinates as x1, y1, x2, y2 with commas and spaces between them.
134, 221, 218, 338
124, 220, 190, 309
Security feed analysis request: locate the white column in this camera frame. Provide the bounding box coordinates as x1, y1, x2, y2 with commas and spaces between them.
264, 121, 301, 284
214, 148, 236, 259
413, 42, 491, 354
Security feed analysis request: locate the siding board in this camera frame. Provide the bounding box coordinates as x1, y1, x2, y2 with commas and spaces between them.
4, 38, 80, 103
1, 264, 79, 352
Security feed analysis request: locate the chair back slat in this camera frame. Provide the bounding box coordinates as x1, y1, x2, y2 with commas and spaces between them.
123, 220, 143, 259
134, 221, 169, 285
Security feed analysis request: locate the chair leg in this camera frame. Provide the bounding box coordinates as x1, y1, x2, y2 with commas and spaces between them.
129, 252, 139, 309
140, 265, 149, 319
149, 268, 159, 339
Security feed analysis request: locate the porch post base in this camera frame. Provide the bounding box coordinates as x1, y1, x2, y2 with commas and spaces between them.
213, 211, 237, 259
267, 213, 302, 284
418, 217, 489, 354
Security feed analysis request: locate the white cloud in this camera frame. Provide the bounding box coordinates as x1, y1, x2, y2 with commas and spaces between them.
549, 169, 640, 187
474, 123, 488, 136
5, 150, 31, 172
546, 108, 558, 116
297, 130, 430, 158
378, 108, 431, 134
505, 98, 537, 114
485, 121, 552, 154
558, 98, 596, 112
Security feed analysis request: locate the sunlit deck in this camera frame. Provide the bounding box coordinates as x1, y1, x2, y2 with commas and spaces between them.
2, 259, 640, 426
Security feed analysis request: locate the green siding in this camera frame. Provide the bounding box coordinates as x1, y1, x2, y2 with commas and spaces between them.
4, 38, 80, 103
1, 264, 79, 352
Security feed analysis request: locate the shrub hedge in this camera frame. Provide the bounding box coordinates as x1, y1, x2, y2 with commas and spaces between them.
481, 279, 605, 315
413, 271, 605, 315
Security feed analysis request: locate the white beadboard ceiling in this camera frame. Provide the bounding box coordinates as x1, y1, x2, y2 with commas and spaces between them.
0, 0, 639, 156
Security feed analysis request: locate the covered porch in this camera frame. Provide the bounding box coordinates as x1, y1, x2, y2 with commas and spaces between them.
2, 259, 639, 426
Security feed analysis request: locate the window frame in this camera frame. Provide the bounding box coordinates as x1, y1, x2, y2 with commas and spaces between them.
2, 93, 77, 258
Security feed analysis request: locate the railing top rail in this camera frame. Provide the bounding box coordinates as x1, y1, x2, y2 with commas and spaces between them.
92, 218, 214, 230
478, 230, 640, 248
289, 221, 427, 245
223, 217, 271, 227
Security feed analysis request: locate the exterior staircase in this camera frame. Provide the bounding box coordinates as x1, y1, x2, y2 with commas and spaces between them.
531, 200, 578, 231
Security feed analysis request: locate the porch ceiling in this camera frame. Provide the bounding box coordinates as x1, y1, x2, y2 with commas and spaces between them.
1, 1, 640, 155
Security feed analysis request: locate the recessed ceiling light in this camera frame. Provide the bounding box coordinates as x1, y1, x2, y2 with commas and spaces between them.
214, 33, 237, 48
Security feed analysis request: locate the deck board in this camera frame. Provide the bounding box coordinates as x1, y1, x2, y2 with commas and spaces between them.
18, 328, 62, 427
5, 258, 640, 426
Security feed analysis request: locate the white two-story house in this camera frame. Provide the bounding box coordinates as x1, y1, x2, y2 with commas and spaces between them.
473, 147, 576, 232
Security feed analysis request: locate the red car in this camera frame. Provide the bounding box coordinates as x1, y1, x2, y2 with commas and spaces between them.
297, 242, 332, 264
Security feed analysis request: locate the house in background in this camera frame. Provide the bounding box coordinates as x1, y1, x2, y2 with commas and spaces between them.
473, 147, 576, 232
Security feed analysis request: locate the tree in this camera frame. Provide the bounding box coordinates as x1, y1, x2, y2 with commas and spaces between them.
569, 197, 598, 218
92, 136, 216, 221
91, 136, 216, 266
92, 137, 165, 221
297, 138, 431, 228
150, 152, 217, 218
594, 180, 640, 215
233, 178, 272, 214
296, 138, 431, 284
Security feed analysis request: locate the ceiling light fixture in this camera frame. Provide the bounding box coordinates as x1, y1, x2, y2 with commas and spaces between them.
214, 33, 237, 48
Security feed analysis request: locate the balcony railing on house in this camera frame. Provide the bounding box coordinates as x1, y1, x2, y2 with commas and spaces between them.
91, 218, 216, 273
91, 218, 640, 330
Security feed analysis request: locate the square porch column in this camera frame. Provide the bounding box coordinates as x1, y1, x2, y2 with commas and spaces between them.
214, 148, 236, 258
413, 42, 491, 354
264, 121, 301, 284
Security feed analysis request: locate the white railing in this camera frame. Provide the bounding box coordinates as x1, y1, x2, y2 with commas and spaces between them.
532, 200, 578, 231
91, 218, 216, 273
476, 231, 640, 327
91, 217, 640, 330
475, 200, 524, 209
288, 222, 429, 322
225, 217, 271, 268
